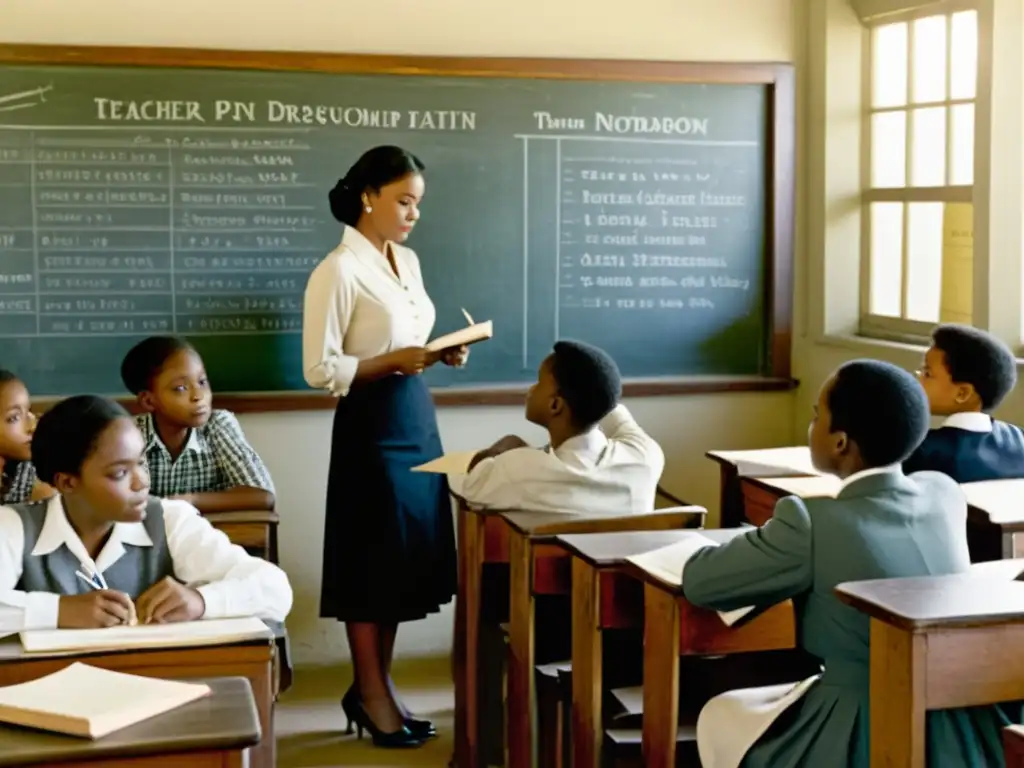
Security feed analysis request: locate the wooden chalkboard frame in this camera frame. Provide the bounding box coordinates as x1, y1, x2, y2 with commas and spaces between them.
0, 45, 796, 412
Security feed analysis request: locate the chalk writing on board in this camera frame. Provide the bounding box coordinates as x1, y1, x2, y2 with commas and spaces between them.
0, 130, 318, 339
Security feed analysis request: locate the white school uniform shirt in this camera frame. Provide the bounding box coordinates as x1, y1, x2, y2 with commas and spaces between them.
302, 226, 437, 397
459, 405, 665, 514
939, 411, 993, 432
0, 496, 294, 632
694, 463, 900, 768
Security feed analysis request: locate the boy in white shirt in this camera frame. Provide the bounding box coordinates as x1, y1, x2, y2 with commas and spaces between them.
460, 340, 664, 514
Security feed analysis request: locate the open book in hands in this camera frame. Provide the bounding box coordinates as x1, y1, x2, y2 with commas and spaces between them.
426, 320, 493, 353
626, 534, 755, 626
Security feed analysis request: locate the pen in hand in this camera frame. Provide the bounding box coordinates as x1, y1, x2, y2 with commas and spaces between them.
74, 567, 138, 626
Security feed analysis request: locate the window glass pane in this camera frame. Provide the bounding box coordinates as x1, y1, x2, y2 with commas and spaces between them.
910, 107, 946, 187
939, 203, 973, 325
950, 11, 978, 100
869, 203, 904, 317
871, 111, 907, 188
950, 104, 974, 185
906, 202, 944, 322
873, 23, 909, 108
912, 15, 947, 103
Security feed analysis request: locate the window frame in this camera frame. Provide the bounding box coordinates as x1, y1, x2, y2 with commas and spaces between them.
858, 1, 978, 343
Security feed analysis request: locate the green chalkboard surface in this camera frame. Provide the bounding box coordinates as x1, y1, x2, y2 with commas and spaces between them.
0, 48, 795, 408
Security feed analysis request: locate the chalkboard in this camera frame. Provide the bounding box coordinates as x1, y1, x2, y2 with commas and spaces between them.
0, 47, 795, 409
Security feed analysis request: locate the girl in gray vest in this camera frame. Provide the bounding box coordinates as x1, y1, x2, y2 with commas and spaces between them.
0, 394, 292, 632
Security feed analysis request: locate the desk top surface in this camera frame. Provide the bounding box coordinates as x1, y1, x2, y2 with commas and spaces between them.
835, 560, 1024, 630
706, 446, 819, 477
555, 528, 747, 567
0, 675, 260, 765
498, 507, 706, 536
962, 480, 1024, 527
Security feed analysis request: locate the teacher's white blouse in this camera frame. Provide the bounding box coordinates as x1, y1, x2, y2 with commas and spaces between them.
302, 227, 437, 397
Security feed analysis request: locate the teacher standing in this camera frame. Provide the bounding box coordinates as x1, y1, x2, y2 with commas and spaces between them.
302, 146, 463, 749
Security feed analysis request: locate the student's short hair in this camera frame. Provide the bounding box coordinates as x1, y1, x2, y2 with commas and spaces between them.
120, 336, 196, 395
932, 323, 1017, 411
32, 395, 130, 484
0, 369, 20, 387
827, 359, 930, 467
549, 340, 622, 428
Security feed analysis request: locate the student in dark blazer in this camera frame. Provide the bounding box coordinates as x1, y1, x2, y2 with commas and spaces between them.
679, 360, 1021, 768
904, 323, 1024, 481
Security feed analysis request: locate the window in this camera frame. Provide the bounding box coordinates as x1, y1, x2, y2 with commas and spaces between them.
861, 9, 978, 338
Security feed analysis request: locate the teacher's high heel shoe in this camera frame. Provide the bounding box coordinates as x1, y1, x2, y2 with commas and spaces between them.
349, 701, 425, 748
342, 685, 437, 739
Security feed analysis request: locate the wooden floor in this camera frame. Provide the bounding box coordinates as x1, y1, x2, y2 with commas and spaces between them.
277, 659, 456, 767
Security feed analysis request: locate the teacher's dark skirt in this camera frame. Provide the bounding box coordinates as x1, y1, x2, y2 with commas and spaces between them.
319, 373, 457, 624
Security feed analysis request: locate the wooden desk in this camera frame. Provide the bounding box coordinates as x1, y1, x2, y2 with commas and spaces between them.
1005, 724, 1024, 767
739, 475, 840, 526
0, 634, 276, 768
0, 676, 260, 767
503, 508, 706, 768
451, 503, 706, 768
556, 529, 736, 768
624, 555, 797, 768
706, 447, 817, 527
835, 562, 1024, 767
202, 510, 280, 564
737, 476, 1024, 562
962, 480, 1024, 561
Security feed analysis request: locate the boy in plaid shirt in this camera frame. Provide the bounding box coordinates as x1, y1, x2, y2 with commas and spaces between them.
120, 337, 275, 513
0, 369, 54, 505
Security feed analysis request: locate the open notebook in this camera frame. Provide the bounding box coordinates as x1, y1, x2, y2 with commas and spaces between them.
426, 320, 493, 353
0, 663, 210, 738
626, 534, 755, 626
20, 616, 270, 654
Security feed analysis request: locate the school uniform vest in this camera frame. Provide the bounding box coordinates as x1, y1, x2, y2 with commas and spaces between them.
12, 498, 175, 599
903, 420, 1024, 483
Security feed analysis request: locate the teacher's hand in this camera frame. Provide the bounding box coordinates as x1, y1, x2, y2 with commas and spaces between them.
442, 345, 469, 368
388, 346, 434, 375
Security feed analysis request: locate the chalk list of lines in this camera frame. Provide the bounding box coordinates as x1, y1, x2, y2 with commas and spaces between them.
558, 146, 754, 315
0, 131, 322, 338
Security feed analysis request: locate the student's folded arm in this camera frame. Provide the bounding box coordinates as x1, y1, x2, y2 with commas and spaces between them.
163, 500, 293, 623
0, 506, 59, 632
600, 405, 665, 473
197, 410, 276, 513
302, 257, 361, 397
682, 495, 813, 612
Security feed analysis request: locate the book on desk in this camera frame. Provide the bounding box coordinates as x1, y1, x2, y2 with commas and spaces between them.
19, 616, 271, 654
626, 533, 755, 626
0, 663, 210, 739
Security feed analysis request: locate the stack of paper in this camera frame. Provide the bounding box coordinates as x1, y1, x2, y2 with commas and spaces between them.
20, 616, 270, 654
0, 663, 210, 738
626, 535, 754, 626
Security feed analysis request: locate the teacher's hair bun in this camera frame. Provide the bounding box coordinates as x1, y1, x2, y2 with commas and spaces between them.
328, 178, 352, 224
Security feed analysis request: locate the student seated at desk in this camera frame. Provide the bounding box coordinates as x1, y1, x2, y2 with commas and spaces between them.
904, 323, 1024, 481
120, 336, 276, 514
679, 360, 1020, 768
0, 370, 54, 504
0, 395, 292, 631
460, 340, 664, 514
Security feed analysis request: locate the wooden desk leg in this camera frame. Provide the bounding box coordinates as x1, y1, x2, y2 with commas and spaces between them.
869, 619, 926, 768
571, 557, 602, 768
455, 508, 486, 768
642, 585, 680, 768
507, 531, 536, 768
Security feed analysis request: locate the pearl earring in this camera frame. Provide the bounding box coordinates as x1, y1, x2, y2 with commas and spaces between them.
365, 205, 372, 213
